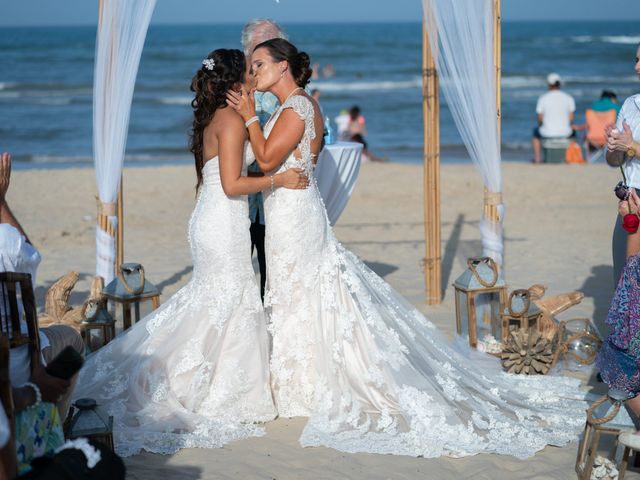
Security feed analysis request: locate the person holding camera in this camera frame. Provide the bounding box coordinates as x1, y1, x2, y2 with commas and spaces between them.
607, 43, 640, 285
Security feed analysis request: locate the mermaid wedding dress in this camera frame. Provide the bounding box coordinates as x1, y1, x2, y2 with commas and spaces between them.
74, 145, 276, 457
263, 95, 587, 459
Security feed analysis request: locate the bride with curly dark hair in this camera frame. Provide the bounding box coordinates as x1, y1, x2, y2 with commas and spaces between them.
74, 48, 308, 457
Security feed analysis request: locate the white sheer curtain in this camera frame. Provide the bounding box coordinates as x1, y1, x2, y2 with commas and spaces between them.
94, 0, 156, 283
421, 0, 504, 268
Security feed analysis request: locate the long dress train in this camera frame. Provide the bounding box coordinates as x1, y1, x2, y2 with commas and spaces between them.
263, 95, 587, 459
74, 147, 276, 457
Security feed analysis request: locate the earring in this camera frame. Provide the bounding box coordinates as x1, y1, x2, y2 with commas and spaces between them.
280, 69, 285, 78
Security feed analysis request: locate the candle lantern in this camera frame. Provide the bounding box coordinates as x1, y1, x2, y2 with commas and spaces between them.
104, 263, 160, 330
81, 296, 116, 352
576, 389, 634, 480
500, 289, 544, 342
67, 398, 114, 450
453, 257, 507, 348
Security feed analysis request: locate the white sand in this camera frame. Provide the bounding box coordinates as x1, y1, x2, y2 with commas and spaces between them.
8, 160, 636, 479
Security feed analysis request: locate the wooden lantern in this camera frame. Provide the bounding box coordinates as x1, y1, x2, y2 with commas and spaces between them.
576, 390, 635, 480
453, 257, 507, 348
68, 398, 114, 450
103, 263, 160, 330
500, 289, 544, 343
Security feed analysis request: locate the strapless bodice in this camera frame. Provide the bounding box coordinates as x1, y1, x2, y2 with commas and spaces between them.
202, 142, 255, 187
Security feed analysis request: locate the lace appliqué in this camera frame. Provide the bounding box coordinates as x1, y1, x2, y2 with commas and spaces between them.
262, 91, 589, 459
74, 143, 276, 457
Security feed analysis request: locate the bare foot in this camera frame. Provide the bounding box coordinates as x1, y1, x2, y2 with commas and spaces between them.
0, 152, 11, 200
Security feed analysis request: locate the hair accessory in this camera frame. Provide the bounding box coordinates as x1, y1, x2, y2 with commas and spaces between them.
245, 116, 259, 128
202, 58, 216, 71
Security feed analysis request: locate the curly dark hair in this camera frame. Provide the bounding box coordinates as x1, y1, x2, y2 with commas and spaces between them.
253, 38, 312, 88
189, 48, 246, 191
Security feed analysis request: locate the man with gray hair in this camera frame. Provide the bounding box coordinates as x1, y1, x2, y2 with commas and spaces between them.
241, 19, 287, 301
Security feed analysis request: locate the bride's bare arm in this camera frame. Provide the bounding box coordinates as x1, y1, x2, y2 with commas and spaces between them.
226, 89, 305, 172
217, 113, 308, 196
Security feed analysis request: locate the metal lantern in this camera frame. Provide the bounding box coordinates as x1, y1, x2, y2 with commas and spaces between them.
453, 257, 507, 348
576, 390, 634, 480
104, 263, 160, 330
68, 398, 114, 450
81, 297, 116, 352
500, 289, 544, 342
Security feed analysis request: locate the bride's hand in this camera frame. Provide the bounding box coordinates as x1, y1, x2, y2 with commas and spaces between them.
276, 168, 309, 190
226, 87, 256, 122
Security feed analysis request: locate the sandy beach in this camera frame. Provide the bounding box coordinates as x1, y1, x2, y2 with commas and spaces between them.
8, 160, 634, 479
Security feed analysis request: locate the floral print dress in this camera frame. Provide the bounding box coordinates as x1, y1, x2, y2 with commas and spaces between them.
597, 253, 640, 397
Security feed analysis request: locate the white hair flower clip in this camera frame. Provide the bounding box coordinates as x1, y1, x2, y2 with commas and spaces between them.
202, 58, 215, 71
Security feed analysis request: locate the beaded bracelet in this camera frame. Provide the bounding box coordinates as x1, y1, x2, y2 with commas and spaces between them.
244, 116, 259, 128
22, 381, 42, 408
270, 175, 275, 194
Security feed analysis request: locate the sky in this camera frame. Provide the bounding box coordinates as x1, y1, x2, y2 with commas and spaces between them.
1, 0, 640, 26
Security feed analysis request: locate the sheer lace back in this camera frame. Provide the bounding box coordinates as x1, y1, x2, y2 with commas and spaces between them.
264, 95, 318, 175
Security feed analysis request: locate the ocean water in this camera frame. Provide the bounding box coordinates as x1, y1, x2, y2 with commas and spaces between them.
1, 21, 639, 167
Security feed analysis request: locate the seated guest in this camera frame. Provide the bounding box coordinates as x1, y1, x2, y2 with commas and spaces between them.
583, 90, 620, 154
347, 106, 386, 162
592, 89, 621, 115
531, 73, 576, 163
0, 152, 84, 472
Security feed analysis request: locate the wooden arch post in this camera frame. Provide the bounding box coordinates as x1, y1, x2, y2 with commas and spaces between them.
422, 12, 441, 305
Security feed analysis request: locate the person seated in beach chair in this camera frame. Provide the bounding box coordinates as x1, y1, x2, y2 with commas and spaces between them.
532, 73, 576, 163
0, 152, 84, 426
582, 90, 620, 161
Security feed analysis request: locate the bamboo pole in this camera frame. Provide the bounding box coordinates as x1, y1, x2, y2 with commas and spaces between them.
422, 13, 442, 305
483, 0, 502, 235
494, 0, 501, 142
116, 174, 124, 273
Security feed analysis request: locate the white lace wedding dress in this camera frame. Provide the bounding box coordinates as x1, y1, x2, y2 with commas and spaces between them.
263, 95, 587, 459
74, 145, 276, 457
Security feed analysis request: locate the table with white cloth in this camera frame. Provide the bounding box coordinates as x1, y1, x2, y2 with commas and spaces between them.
314, 141, 363, 225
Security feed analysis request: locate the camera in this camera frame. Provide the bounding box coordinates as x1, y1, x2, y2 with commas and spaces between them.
615, 181, 630, 201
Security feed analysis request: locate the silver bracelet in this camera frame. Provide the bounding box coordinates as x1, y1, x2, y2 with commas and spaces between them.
270, 175, 275, 194
22, 381, 42, 408
244, 116, 259, 128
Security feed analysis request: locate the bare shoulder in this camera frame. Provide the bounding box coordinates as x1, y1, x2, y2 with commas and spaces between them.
214, 107, 247, 139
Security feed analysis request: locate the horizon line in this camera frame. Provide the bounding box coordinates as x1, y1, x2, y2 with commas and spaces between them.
2, 18, 640, 28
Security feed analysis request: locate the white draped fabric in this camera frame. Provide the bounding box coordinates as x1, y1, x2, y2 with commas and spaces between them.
315, 142, 363, 225
93, 0, 156, 282
421, 0, 504, 267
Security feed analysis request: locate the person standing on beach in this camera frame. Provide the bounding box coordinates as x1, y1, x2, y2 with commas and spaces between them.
241, 18, 288, 301
531, 73, 576, 164
74, 49, 308, 457
227, 37, 587, 460
606, 43, 640, 286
